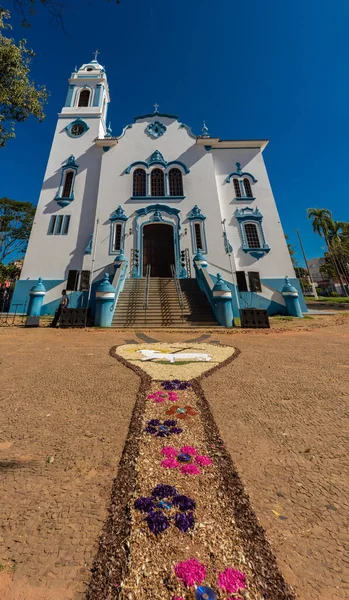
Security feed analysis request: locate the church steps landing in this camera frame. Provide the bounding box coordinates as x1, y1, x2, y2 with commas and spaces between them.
112, 277, 218, 328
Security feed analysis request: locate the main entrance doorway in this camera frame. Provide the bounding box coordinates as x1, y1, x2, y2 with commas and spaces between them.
142, 223, 175, 277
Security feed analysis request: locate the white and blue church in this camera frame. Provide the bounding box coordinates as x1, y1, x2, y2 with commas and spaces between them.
11, 56, 306, 327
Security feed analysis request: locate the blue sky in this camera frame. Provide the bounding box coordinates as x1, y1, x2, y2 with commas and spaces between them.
2, 0, 349, 264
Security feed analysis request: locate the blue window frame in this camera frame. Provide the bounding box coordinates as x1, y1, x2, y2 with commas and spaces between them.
109, 205, 128, 255
48, 215, 71, 235
55, 155, 79, 207
235, 207, 270, 260
187, 205, 208, 254
226, 162, 257, 201
126, 150, 189, 200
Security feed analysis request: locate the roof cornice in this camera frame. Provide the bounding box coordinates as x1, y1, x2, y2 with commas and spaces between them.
196, 138, 269, 151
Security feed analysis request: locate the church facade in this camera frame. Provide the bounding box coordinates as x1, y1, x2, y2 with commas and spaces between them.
12, 58, 306, 321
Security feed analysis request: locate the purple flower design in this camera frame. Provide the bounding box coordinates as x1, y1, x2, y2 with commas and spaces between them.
144, 419, 183, 438
134, 485, 196, 535
161, 379, 191, 391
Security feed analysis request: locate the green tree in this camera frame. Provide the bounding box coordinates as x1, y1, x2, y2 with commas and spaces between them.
319, 261, 336, 280
0, 260, 21, 283
0, 8, 48, 147
307, 208, 348, 295
285, 234, 297, 267
0, 197, 35, 262
307, 208, 333, 246
10, 0, 120, 29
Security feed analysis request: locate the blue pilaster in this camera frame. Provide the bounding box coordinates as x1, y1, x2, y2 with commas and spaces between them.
282, 276, 303, 318
27, 277, 46, 317
65, 85, 75, 107
95, 273, 116, 327
93, 84, 102, 107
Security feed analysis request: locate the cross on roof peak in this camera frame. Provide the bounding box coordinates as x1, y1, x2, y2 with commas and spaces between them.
153, 103, 159, 113
93, 49, 100, 62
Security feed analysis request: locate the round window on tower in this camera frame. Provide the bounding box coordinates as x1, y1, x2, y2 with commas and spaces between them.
86, 67, 93, 72
66, 119, 89, 138
71, 123, 84, 136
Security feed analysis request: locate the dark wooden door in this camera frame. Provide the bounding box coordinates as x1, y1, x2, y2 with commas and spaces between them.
143, 224, 175, 277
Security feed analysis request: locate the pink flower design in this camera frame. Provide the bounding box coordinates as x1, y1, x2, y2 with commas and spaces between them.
180, 446, 197, 455
181, 464, 201, 475
160, 446, 212, 475
147, 391, 178, 403
217, 568, 246, 594
161, 458, 179, 469
161, 446, 178, 458
174, 558, 207, 587
195, 455, 212, 466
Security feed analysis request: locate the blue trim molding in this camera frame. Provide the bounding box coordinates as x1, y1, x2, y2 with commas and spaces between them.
109, 206, 128, 255
235, 207, 270, 259
146, 121, 167, 138
125, 150, 190, 174
226, 162, 258, 183
54, 155, 78, 207
226, 162, 257, 201
65, 118, 89, 138
188, 206, 208, 254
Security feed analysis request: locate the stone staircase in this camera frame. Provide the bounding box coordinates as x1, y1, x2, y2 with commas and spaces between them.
112, 278, 218, 328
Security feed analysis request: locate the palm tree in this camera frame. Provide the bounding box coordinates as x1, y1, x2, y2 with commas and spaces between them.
307, 208, 348, 296
307, 208, 333, 247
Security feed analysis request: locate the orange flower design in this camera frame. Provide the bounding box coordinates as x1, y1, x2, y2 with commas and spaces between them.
166, 405, 197, 420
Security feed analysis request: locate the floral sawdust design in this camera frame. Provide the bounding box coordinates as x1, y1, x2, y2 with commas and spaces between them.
166, 405, 197, 419
147, 390, 179, 403
144, 419, 183, 437
162, 379, 192, 391
161, 446, 212, 475
173, 558, 246, 599
134, 485, 196, 535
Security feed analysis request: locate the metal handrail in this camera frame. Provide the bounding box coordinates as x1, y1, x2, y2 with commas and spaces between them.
143, 264, 151, 320
170, 264, 185, 321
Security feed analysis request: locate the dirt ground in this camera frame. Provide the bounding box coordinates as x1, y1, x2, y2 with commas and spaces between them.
0, 314, 348, 600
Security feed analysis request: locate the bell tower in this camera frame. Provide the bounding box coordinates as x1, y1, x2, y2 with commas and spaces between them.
61, 53, 110, 138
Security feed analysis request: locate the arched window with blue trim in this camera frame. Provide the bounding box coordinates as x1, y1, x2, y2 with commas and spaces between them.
243, 178, 253, 198
78, 89, 90, 107
169, 168, 183, 196
62, 171, 74, 198
244, 223, 260, 248
226, 163, 257, 200
233, 178, 241, 198
151, 168, 165, 196
133, 169, 146, 197
235, 207, 270, 259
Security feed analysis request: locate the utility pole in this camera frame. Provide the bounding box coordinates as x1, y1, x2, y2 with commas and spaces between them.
296, 229, 318, 299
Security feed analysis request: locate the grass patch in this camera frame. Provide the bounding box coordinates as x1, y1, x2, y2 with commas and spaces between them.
271, 315, 295, 321
304, 296, 349, 303
303, 315, 313, 320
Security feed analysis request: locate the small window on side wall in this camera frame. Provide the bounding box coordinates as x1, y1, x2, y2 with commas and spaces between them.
233, 178, 241, 198
62, 172, 74, 198
67, 270, 79, 291
48, 215, 71, 236
113, 223, 123, 251
243, 178, 253, 198
244, 223, 261, 248
248, 271, 262, 292
194, 223, 203, 252
236, 271, 248, 292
